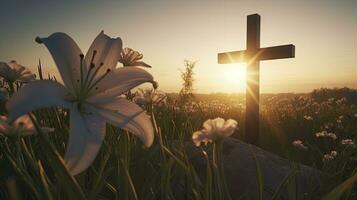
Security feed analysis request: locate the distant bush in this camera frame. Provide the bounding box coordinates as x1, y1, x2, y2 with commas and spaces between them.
178, 60, 196, 105
310, 87, 357, 105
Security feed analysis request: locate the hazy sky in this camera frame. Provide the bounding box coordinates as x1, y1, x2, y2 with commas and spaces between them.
1, 0, 357, 93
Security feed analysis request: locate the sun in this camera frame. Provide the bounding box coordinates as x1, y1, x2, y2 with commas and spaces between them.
222, 63, 247, 92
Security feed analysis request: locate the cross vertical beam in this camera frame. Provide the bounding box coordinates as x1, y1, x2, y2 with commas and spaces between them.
246, 14, 260, 145
217, 14, 295, 145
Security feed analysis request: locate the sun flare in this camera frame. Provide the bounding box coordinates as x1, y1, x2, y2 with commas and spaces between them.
222, 63, 246, 92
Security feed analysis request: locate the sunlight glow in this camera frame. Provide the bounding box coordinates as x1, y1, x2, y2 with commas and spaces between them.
222, 63, 247, 92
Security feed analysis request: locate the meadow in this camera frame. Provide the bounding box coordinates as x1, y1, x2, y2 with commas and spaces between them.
0, 32, 356, 200
1, 85, 357, 199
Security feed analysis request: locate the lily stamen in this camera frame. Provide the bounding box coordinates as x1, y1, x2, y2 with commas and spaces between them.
79, 54, 84, 85
85, 68, 111, 96
81, 50, 99, 89
85, 62, 104, 87
90, 50, 97, 64
83, 62, 95, 88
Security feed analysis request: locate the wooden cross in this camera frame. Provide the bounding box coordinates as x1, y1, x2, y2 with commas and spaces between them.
218, 14, 295, 145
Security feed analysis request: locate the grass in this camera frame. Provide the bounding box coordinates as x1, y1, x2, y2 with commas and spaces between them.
0, 85, 357, 199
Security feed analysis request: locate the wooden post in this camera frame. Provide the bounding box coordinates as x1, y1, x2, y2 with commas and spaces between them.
245, 14, 261, 145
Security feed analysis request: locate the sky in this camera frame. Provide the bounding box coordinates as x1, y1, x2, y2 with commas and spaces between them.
0, 0, 357, 93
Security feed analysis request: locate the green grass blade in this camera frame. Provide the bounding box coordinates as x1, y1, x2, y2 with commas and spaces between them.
322, 172, 357, 200
38, 161, 54, 200
30, 114, 86, 200
271, 168, 297, 200
162, 145, 189, 171
250, 145, 264, 200
120, 159, 139, 200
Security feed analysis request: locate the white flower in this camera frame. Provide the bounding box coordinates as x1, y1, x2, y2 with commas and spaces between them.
315, 131, 337, 140
323, 150, 338, 162
303, 115, 313, 121
0, 115, 53, 137
315, 131, 326, 138
192, 130, 212, 146
0, 61, 35, 83
330, 150, 337, 157
323, 122, 333, 129
323, 154, 334, 162
192, 118, 238, 146
336, 98, 346, 105
326, 132, 337, 140
7, 31, 156, 175
118, 48, 151, 68
133, 88, 166, 105
341, 139, 354, 145
292, 140, 308, 151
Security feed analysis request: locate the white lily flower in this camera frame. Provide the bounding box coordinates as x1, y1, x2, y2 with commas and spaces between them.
118, 48, 151, 68
7, 31, 155, 175
133, 88, 166, 105
0, 61, 35, 83
192, 118, 238, 146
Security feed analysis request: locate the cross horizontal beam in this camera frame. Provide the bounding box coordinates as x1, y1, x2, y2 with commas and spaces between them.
218, 44, 295, 64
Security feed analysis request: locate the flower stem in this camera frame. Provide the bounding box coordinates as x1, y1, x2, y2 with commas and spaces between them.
8, 81, 15, 95
213, 140, 232, 200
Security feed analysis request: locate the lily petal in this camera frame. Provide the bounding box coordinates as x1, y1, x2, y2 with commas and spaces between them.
36, 32, 83, 93
91, 98, 154, 147
89, 67, 155, 101
85, 31, 122, 75
130, 61, 152, 68
0, 62, 11, 78
0, 62, 11, 73
6, 80, 70, 121
65, 106, 106, 175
